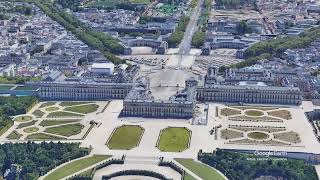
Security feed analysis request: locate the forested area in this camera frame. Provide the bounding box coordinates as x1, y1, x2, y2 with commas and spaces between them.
228, 25, 320, 68
244, 27, 320, 58
0, 96, 37, 116
0, 3, 33, 15
0, 96, 38, 135
168, 16, 190, 47
0, 142, 90, 179
54, 0, 81, 11
199, 149, 318, 180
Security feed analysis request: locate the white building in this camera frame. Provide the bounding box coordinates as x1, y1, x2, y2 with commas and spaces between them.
91, 62, 114, 75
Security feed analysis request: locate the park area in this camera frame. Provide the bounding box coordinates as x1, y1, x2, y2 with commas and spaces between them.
107, 125, 144, 150
44, 155, 111, 180
175, 158, 225, 180
157, 127, 191, 152
5, 101, 106, 141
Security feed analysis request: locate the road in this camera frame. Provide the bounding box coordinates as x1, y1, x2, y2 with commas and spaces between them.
178, 0, 204, 56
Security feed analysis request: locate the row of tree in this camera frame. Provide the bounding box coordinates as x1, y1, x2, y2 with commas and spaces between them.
191, 30, 205, 47
168, 16, 190, 47
54, 0, 81, 11
198, 149, 318, 180
244, 27, 320, 59
229, 25, 320, 69
191, 0, 213, 48
0, 142, 90, 179
0, 76, 41, 84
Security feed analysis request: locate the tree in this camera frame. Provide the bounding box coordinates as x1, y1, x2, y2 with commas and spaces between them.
192, 30, 205, 48
236, 20, 252, 35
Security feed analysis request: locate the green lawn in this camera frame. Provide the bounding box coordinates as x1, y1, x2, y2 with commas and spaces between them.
157, 127, 191, 152
0, 121, 14, 136
184, 173, 197, 180
13, 86, 38, 90
32, 110, 45, 118
25, 133, 66, 140
247, 132, 269, 140
45, 107, 60, 112
44, 123, 84, 137
64, 104, 99, 114
39, 102, 56, 108
175, 158, 225, 180
6, 130, 22, 140
78, 168, 94, 177
0, 85, 14, 90
107, 125, 144, 150
47, 111, 84, 118
39, 119, 80, 127
60, 102, 90, 107
245, 110, 264, 117
17, 120, 37, 129
14, 115, 33, 122
44, 155, 110, 180
23, 127, 39, 133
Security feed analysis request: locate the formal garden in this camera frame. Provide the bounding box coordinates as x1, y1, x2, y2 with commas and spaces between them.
5, 101, 104, 141
157, 127, 191, 152
218, 105, 302, 146
220, 106, 292, 121
106, 125, 144, 150
220, 125, 301, 146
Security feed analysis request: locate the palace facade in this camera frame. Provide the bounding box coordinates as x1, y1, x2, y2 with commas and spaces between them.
121, 77, 197, 119
33, 81, 133, 100
197, 85, 302, 105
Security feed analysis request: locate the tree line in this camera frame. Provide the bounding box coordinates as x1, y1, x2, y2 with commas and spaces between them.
244, 27, 320, 59
0, 96, 38, 136
0, 142, 90, 179
229, 25, 320, 69
0, 76, 41, 84
198, 149, 318, 180
191, 0, 213, 48
168, 16, 190, 47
